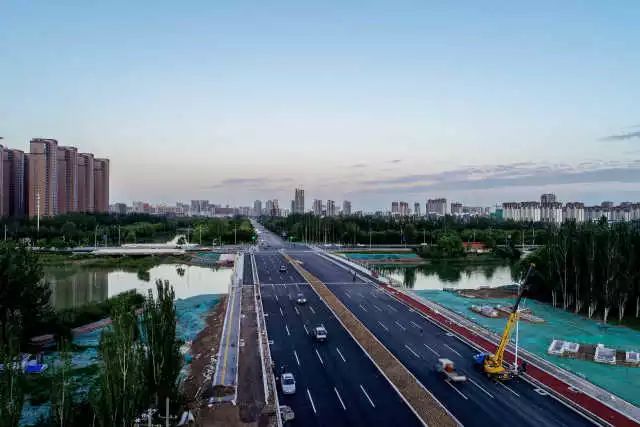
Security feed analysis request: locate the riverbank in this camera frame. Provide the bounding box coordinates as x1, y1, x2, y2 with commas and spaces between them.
39, 252, 192, 268
183, 294, 228, 403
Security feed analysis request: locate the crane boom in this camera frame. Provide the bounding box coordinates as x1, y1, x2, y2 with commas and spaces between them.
480, 264, 535, 379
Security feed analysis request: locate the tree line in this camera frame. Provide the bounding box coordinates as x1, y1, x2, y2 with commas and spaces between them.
516, 220, 640, 324
0, 213, 255, 248
261, 213, 549, 248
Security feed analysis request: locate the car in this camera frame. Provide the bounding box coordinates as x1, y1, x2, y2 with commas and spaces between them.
295, 293, 307, 304
279, 265, 287, 273
281, 372, 296, 394
311, 326, 327, 342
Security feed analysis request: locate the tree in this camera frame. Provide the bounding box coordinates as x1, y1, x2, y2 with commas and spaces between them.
0, 242, 52, 346
49, 340, 75, 427
0, 341, 24, 427
141, 281, 181, 414
91, 302, 146, 427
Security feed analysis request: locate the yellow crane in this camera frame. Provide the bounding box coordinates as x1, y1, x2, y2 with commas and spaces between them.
474, 264, 535, 380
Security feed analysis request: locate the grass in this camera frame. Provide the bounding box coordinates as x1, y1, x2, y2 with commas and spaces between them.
39, 253, 191, 270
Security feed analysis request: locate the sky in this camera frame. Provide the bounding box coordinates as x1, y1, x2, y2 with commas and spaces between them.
1, 1, 640, 211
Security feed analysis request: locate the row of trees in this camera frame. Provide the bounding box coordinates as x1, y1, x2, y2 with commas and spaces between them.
517, 220, 640, 324
261, 214, 551, 247
0, 213, 256, 248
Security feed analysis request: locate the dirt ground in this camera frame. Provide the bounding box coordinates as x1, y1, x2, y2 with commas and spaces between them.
182, 295, 227, 406
458, 287, 517, 299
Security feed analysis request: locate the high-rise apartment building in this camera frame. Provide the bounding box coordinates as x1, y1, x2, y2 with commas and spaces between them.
326, 200, 336, 216
399, 201, 409, 216
93, 158, 110, 213
342, 200, 351, 216
541, 193, 557, 204
5, 149, 25, 217
27, 138, 59, 217
413, 202, 421, 217
426, 198, 447, 216
391, 201, 399, 215
253, 200, 262, 217
294, 188, 305, 214
57, 146, 78, 214
312, 199, 323, 216
77, 153, 95, 213
450, 202, 463, 215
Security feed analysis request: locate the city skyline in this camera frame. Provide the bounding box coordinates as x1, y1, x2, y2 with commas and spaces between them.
2, 2, 640, 209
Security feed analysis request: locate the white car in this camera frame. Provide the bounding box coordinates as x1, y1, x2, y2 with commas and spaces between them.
311, 326, 328, 342
281, 372, 296, 395
295, 293, 307, 304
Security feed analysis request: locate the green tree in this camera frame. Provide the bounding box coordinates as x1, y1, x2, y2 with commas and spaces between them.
0, 243, 52, 346
91, 303, 146, 427
0, 341, 24, 427
141, 281, 181, 414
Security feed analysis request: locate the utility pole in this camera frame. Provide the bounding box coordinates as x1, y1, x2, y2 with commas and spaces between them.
94, 225, 98, 248
3, 224, 6, 241
234, 226, 237, 245
118, 225, 121, 246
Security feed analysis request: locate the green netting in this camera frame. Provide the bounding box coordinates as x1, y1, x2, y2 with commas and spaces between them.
414, 289, 640, 405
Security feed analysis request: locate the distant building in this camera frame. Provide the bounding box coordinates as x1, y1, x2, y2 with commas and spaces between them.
399, 201, 409, 216
294, 188, 305, 214
93, 158, 110, 213
563, 202, 585, 222
27, 138, 59, 217
450, 202, 463, 215
540, 193, 556, 204
601, 201, 614, 209
57, 146, 78, 215
112, 202, 127, 215
342, 200, 351, 216
326, 200, 336, 216
253, 200, 262, 217
413, 202, 421, 217
540, 202, 562, 223
391, 201, 399, 215
313, 199, 323, 216
5, 149, 25, 217
426, 198, 447, 216
77, 153, 95, 213
190, 200, 209, 216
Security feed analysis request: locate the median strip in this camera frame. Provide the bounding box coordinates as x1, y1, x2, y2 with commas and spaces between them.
283, 253, 458, 427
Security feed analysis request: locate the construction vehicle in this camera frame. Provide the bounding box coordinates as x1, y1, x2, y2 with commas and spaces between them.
473, 264, 535, 380
435, 358, 467, 382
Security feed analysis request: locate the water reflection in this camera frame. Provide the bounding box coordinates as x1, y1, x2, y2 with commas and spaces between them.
45, 264, 231, 310
374, 261, 514, 290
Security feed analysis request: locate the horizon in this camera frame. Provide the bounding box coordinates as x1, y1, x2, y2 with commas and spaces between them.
2, 1, 640, 210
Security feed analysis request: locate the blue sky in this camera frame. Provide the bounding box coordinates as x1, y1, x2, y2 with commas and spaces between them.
1, 1, 639, 210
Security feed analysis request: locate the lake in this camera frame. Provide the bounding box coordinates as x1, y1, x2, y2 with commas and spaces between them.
44, 263, 232, 310
373, 260, 515, 290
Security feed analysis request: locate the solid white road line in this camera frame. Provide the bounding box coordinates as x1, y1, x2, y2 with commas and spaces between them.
377, 321, 389, 331
445, 380, 468, 400
315, 349, 324, 365
497, 381, 521, 397
404, 344, 421, 358
395, 321, 406, 331
423, 344, 441, 357
309, 306, 316, 314
285, 325, 290, 336
410, 321, 421, 329
334, 387, 347, 410
294, 306, 300, 315
293, 350, 301, 366
345, 292, 352, 299
360, 385, 376, 408
303, 324, 309, 335
444, 344, 462, 358
279, 307, 284, 317
307, 388, 317, 414
468, 377, 494, 398
336, 347, 346, 362
359, 304, 368, 312
275, 294, 279, 301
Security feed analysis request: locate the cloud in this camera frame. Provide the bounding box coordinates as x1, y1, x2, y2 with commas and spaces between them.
600, 130, 640, 141
351, 163, 367, 168
355, 161, 640, 195
388, 159, 402, 164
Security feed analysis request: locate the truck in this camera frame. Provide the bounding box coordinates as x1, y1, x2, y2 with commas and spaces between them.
435, 358, 467, 382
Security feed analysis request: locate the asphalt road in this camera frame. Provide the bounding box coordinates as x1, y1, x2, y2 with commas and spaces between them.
255, 252, 422, 427
288, 250, 596, 427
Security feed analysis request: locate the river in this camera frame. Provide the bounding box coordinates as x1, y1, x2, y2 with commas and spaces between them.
44, 263, 231, 310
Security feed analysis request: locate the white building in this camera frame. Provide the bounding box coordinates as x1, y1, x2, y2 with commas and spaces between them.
326, 200, 336, 216
313, 199, 323, 216
563, 202, 585, 223
540, 202, 562, 224
426, 198, 447, 216
342, 200, 351, 216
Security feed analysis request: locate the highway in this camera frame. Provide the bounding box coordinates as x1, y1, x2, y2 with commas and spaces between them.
288, 250, 596, 427
254, 251, 422, 427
